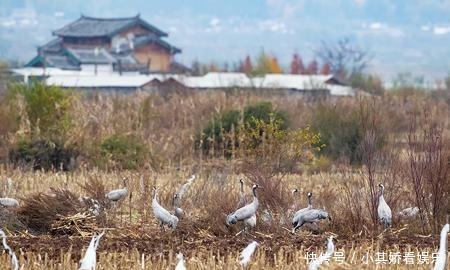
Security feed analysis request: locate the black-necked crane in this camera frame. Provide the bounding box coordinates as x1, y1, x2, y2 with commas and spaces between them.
0, 229, 19, 270
226, 184, 260, 231
291, 192, 312, 226
105, 178, 128, 208
292, 208, 331, 233
172, 193, 184, 219
235, 179, 257, 231
0, 197, 19, 208
177, 174, 196, 200
175, 252, 186, 270
308, 236, 335, 270
433, 220, 449, 270
240, 240, 258, 268
152, 187, 179, 231
377, 183, 392, 228
398, 206, 419, 219
78, 230, 106, 270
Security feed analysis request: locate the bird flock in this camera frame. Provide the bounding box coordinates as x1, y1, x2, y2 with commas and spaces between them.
0, 175, 449, 270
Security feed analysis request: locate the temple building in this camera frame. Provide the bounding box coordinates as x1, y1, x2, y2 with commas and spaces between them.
25, 14, 187, 73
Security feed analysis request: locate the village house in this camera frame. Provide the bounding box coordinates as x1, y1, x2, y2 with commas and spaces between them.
25, 14, 188, 73
13, 15, 356, 96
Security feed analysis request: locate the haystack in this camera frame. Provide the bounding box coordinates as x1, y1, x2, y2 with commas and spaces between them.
18, 188, 91, 235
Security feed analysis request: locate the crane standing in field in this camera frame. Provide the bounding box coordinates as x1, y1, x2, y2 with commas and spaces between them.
292, 192, 331, 233
226, 184, 260, 233
175, 253, 186, 270
240, 241, 258, 268
79, 230, 106, 270
292, 208, 331, 233
293, 192, 313, 218
433, 221, 449, 270
308, 236, 335, 270
377, 183, 392, 228
0, 197, 19, 208
398, 206, 419, 219
172, 193, 184, 219
171, 174, 196, 219
177, 175, 196, 200
237, 179, 248, 207
152, 187, 179, 231
105, 178, 128, 208
0, 229, 19, 270
236, 179, 257, 231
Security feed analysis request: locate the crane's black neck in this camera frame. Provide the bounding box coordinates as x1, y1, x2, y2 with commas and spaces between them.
252, 186, 257, 197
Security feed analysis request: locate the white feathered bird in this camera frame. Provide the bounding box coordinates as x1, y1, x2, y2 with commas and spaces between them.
105, 178, 128, 207
79, 230, 105, 270
433, 223, 449, 270
292, 209, 331, 233
152, 187, 179, 230
226, 184, 260, 227
0, 229, 19, 270
175, 253, 186, 270
0, 198, 19, 207
398, 206, 419, 218
237, 179, 248, 208
177, 175, 196, 199
236, 179, 257, 228
308, 236, 335, 270
172, 193, 184, 219
292, 192, 313, 219
240, 241, 258, 267
377, 184, 392, 228
292, 189, 313, 231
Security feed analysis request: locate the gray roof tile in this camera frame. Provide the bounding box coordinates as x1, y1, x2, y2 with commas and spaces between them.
66, 48, 117, 64
53, 15, 167, 38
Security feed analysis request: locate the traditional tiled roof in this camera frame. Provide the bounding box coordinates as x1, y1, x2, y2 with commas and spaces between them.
25, 53, 80, 70
38, 38, 63, 53
45, 54, 80, 70
133, 35, 181, 54
53, 14, 167, 38
110, 51, 149, 72
66, 48, 117, 64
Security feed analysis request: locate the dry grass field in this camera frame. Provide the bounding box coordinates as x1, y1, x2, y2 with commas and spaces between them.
0, 168, 447, 269
0, 86, 449, 269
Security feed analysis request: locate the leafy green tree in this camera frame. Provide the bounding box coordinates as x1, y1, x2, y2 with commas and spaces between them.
10, 81, 74, 139
198, 101, 289, 157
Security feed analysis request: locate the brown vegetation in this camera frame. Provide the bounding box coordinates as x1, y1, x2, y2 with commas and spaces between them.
0, 83, 449, 269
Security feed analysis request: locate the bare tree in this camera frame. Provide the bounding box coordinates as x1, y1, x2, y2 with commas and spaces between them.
406, 110, 449, 233
316, 37, 372, 79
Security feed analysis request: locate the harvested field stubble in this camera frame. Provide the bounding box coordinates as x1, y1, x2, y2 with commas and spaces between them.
0, 168, 448, 269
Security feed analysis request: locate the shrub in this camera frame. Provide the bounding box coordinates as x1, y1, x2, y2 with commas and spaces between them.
198, 109, 240, 155
237, 118, 321, 209
100, 135, 148, 170
198, 101, 289, 157
310, 101, 385, 165
308, 155, 333, 174
310, 104, 362, 163
10, 81, 74, 139
243, 101, 289, 129
9, 139, 77, 171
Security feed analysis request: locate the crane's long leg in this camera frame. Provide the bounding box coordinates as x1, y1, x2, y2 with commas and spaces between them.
292, 222, 302, 234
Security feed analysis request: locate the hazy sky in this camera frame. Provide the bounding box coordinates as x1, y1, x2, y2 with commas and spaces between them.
1, 0, 450, 80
